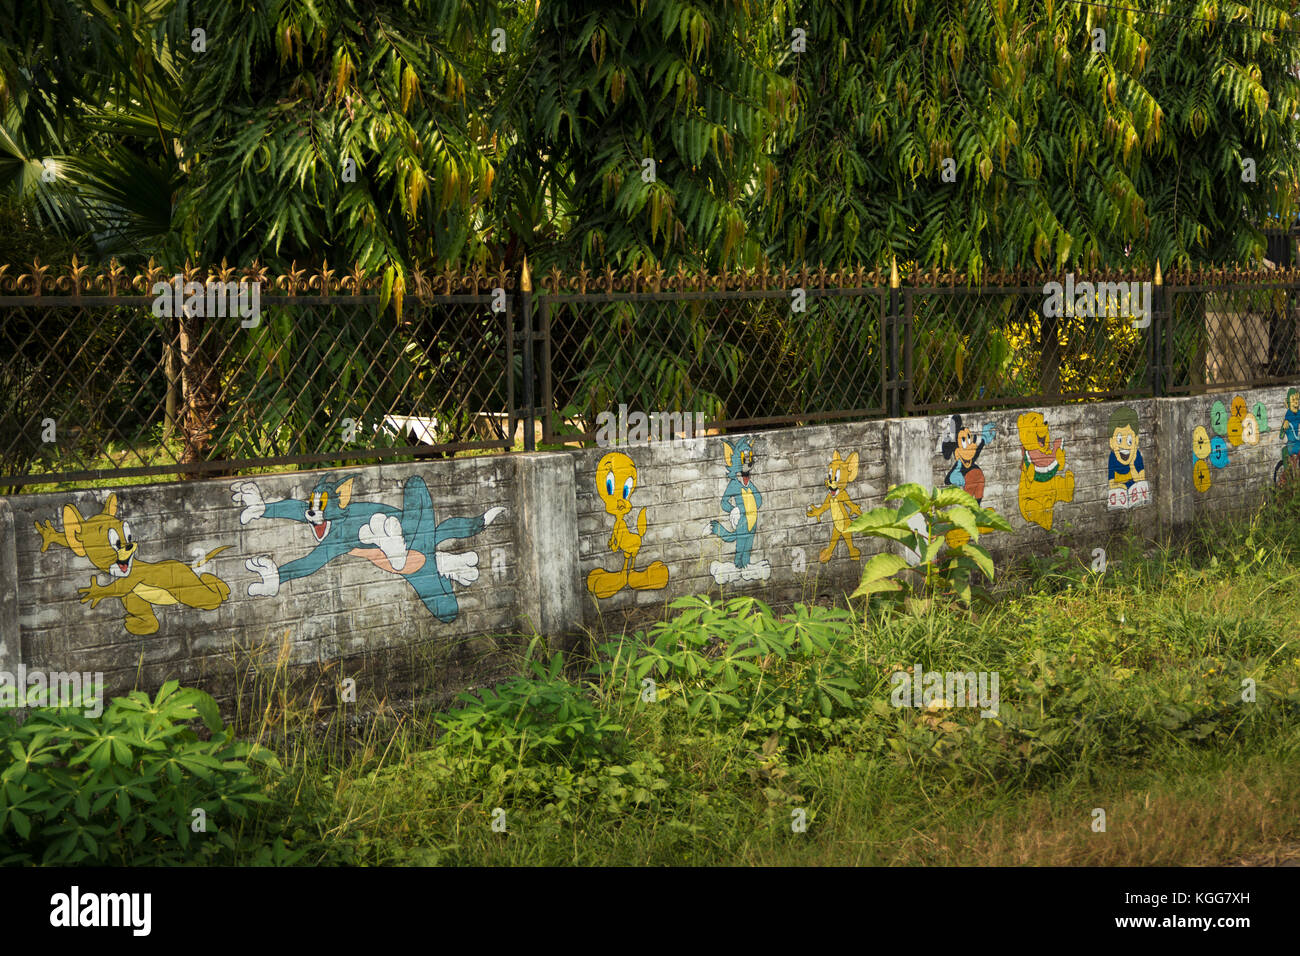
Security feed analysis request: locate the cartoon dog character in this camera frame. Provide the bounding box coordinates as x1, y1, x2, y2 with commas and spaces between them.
1016, 412, 1075, 530
939, 415, 996, 503
233, 474, 503, 623
938, 415, 997, 547
587, 452, 669, 598
35, 494, 230, 636
806, 450, 862, 562
703, 436, 771, 583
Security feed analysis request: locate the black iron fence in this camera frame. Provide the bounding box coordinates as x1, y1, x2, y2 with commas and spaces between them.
0, 263, 518, 489
3, 260, 1299, 489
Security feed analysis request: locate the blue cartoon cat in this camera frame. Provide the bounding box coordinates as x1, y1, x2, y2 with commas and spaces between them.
703, 436, 771, 583
232, 474, 503, 623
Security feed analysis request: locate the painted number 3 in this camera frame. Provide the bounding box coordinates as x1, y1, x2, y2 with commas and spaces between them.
1241, 413, 1259, 445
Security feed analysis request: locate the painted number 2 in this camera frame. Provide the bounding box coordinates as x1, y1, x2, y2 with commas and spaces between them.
1210, 400, 1228, 436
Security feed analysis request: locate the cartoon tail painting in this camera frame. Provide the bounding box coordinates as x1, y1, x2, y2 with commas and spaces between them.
197, 545, 231, 566
709, 517, 739, 542
398, 475, 504, 622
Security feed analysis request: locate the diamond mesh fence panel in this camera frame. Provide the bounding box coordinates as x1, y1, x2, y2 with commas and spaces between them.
540, 288, 887, 442
7, 264, 1300, 490
0, 292, 513, 490
1165, 284, 1300, 393
904, 282, 1153, 412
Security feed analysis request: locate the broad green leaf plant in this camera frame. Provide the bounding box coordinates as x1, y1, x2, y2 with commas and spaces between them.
849, 483, 1011, 607
0, 680, 286, 865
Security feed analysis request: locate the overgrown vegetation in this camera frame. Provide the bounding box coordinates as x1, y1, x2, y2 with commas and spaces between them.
849, 483, 1012, 606
6, 480, 1295, 866
0, 682, 292, 864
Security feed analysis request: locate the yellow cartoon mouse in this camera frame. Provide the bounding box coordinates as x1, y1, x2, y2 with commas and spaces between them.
36, 494, 230, 636
806, 450, 862, 562
586, 452, 669, 599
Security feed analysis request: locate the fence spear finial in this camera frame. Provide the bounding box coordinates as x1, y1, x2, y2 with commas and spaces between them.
1154, 259, 1162, 286
890, 256, 899, 289
521, 255, 532, 293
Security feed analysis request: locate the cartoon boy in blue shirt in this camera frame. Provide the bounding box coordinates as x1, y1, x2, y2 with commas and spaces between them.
1107, 406, 1145, 488
1283, 389, 1300, 460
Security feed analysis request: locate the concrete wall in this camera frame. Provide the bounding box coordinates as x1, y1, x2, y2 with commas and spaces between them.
1183, 386, 1294, 522
2, 456, 519, 711
572, 420, 890, 631
1, 387, 1295, 712
917, 399, 1162, 551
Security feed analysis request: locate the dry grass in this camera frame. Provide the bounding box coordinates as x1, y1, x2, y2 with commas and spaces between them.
743, 750, 1300, 867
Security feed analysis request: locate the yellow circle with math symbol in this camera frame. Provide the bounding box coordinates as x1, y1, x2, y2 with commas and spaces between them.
1192, 425, 1211, 460
1241, 412, 1259, 445
1193, 458, 1211, 493
1227, 416, 1243, 446
1230, 395, 1248, 420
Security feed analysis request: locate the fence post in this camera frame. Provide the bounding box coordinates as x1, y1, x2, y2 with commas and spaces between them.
1155, 397, 1193, 543
0, 500, 19, 681
1150, 260, 1164, 397
520, 258, 536, 451
888, 258, 901, 417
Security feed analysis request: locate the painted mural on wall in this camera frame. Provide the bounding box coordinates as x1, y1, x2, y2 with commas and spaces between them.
1193, 393, 1268, 493
806, 450, 863, 562
1105, 406, 1150, 510
1016, 412, 1076, 530
703, 436, 771, 584
587, 452, 669, 598
937, 415, 996, 547
34, 493, 231, 635
1190, 426, 1222, 492
1274, 388, 1300, 485
938, 416, 997, 502
232, 475, 502, 623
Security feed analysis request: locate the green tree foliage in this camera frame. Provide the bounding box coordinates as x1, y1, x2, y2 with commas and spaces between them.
0, 0, 507, 276
507, 0, 794, 269
180, 0, 503, 275
765, 0, 1300, 273
1, 1, 1298, 272
0, 1, 199, 260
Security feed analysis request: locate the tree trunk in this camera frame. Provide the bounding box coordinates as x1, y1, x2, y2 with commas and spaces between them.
1038, 309, 1060, 397
178, 314, 222, 470
163, 317, 179, 443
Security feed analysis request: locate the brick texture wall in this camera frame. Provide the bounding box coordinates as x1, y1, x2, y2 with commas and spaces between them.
572, 421, 891, 631
920, 399, 1160, 556
3, 456, 516, 711
2, 387, 1295, 714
